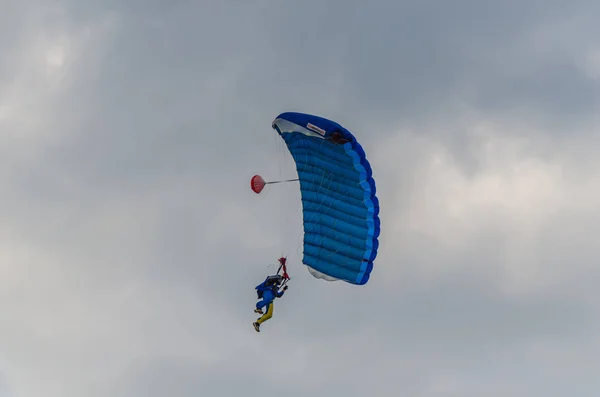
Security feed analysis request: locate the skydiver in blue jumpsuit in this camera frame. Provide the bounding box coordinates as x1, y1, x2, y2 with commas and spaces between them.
253, 274, 288, 332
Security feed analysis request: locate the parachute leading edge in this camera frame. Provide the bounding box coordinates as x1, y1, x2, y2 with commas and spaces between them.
271, 112, 380, 285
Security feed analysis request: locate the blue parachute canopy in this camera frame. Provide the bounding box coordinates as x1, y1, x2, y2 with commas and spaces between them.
272, 112, 380, 285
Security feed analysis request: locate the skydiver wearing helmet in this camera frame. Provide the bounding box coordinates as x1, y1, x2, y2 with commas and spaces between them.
253, 257, 289, 332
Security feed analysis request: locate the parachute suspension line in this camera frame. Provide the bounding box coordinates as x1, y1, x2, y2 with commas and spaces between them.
276, 137, 295, 264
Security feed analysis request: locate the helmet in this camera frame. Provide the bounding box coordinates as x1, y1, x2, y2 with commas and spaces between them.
265, 274, 283, 286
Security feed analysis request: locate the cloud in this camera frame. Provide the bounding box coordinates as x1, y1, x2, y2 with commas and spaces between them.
1, 1, 600, 397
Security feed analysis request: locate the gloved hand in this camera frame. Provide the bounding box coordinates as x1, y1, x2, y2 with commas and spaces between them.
283, 285, 288, 291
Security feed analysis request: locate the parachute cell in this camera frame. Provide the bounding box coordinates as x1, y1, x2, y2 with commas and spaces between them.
272, 112, 380, 285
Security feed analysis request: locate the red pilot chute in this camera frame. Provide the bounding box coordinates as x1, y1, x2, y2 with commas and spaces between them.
250, 174, 299, 194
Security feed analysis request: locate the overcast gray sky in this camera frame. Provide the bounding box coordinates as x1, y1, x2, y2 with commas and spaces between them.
1, 1, 600, 396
